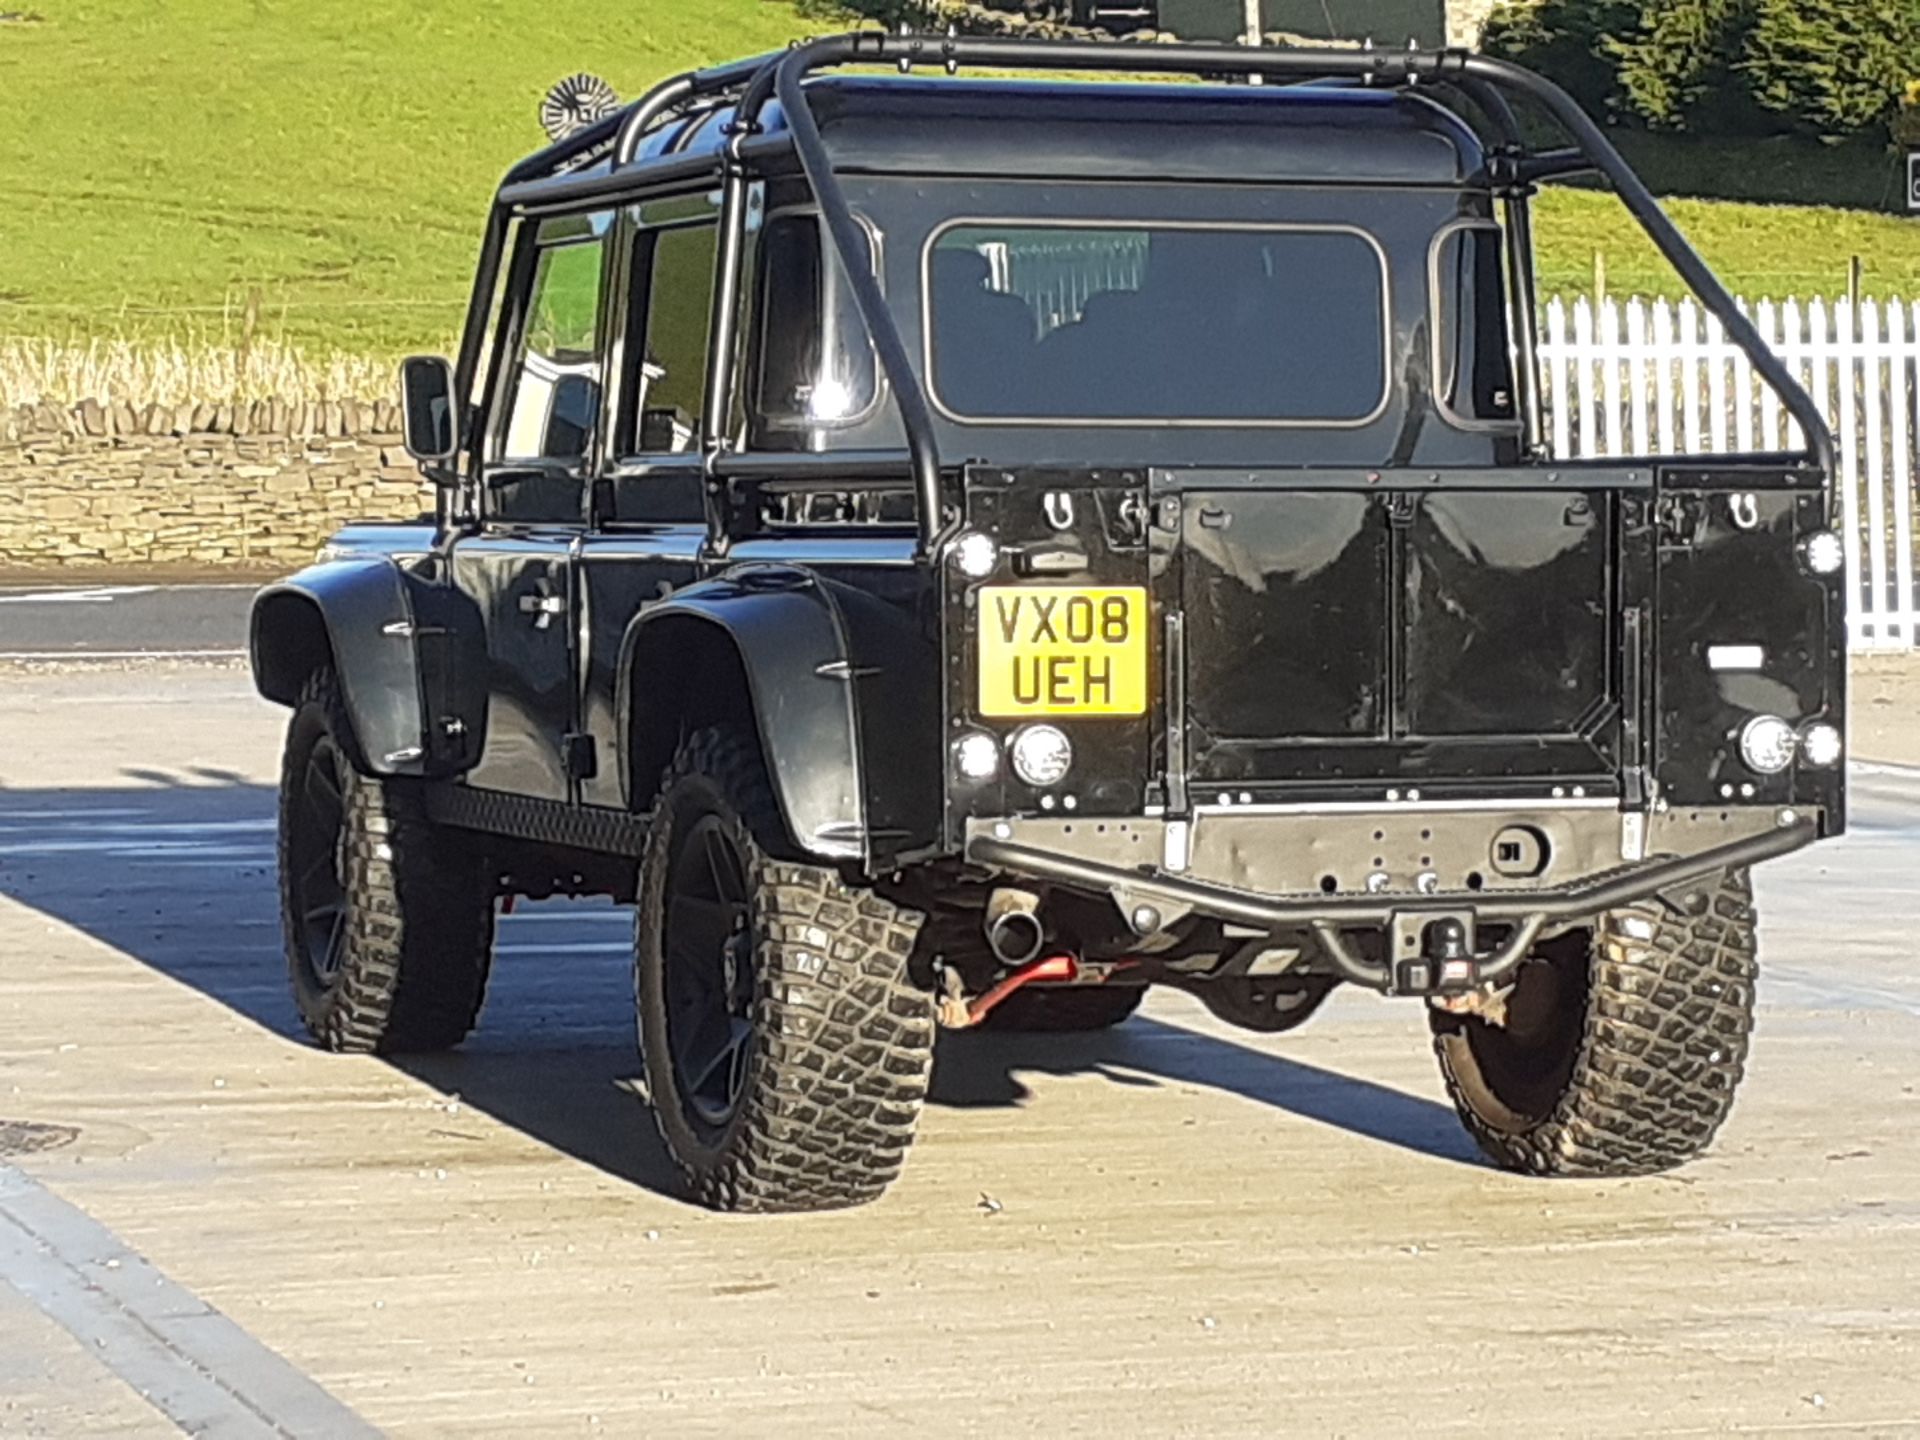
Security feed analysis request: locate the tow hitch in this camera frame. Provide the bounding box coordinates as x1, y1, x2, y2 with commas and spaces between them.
1310, 913, 1546, 997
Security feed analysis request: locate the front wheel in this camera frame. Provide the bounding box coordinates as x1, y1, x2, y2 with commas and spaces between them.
278, 668, 494, 1052
633, 728, 934, 1212
1430, 868, 1757, 1176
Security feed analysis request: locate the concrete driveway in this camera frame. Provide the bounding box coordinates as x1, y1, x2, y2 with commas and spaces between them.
0, 663, 1916, 1436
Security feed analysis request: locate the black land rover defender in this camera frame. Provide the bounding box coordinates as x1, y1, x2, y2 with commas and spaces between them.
250, 34, 1846, 1212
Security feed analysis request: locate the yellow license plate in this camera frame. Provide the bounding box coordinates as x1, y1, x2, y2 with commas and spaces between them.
977, 586, 1149, 717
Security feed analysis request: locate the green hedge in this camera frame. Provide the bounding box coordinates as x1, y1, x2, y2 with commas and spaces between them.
1487, 0, 1920, 142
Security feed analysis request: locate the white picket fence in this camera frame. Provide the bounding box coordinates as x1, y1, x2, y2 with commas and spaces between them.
1538, 295, 1920, 649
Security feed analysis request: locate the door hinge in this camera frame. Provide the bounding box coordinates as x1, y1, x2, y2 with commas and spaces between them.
562, 732, 598, 782
1383, 491, 1418, 528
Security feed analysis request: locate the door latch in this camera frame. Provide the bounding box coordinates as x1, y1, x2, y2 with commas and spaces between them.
518, 592, 565, 629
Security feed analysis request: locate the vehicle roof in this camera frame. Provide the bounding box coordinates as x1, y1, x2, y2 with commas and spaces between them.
629, 76, 1487, 186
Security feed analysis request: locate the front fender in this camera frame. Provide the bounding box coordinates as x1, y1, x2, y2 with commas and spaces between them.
619, 566, 938, 869
251, 556, 485, 777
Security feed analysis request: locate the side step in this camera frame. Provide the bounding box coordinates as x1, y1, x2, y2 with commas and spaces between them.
424, 783, 651, 855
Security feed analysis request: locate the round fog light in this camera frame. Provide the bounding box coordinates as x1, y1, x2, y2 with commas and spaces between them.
953, 731, 1000, 782
1800, 720, 1843, 768
1009, 724, 1073, 788
949, 530, 999, 580
1802, 530, 1844, 576
1739, 714, 1797, 775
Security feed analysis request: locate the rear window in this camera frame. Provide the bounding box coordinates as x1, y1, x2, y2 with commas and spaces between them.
925, 221, 1389, 425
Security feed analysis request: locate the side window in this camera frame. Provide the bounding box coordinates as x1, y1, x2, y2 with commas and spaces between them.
751, 213, 879, 447
619, 222, 718, 456
499, 219, 608, 465
1432, 223, 1519, 430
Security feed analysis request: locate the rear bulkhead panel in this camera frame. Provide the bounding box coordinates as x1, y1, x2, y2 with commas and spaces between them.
947, 464, 1844, 838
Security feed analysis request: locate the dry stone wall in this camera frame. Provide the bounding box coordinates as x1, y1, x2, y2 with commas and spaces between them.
0, 398, 433, 570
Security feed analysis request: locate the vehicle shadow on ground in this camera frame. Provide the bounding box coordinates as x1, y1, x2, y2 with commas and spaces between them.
933, 1016, 1477, 1165
0, 779, 1477, 1200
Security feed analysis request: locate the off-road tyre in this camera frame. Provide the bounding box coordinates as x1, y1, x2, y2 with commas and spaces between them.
278, 667, 494, 1053
633, 727, 934, 1212
1430, 868, 1757, 1176
982, 985, 1145, 1032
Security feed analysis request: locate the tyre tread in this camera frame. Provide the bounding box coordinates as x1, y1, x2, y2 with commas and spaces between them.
1434, 869, 1758, 1176
278, 668, 494, 1054
637, 727, 933, 1213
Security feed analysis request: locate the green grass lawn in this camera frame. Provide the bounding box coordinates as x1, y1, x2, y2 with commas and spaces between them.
1532, 186, 1920, 302
0, 0, 824, 355
3, 1, 1920, 364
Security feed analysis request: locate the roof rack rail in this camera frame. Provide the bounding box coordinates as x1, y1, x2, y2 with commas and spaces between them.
737, 32, 1834, 549
450, 53, 783, 418
453, 32, 1834, 555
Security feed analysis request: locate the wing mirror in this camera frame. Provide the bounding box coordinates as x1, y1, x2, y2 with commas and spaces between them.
399, 355, 460, 470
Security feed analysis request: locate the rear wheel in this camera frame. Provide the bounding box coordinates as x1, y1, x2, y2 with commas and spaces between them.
633, 728, 934, 1212
1430, 869, 1757, 1176
278, 668, 494, 1053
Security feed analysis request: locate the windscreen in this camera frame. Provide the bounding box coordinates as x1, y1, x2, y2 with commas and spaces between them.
926, 222, 1389, 424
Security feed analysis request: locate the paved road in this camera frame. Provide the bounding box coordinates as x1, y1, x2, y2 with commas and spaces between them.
0, 582, 255, 659
0, 666, 1916, 1436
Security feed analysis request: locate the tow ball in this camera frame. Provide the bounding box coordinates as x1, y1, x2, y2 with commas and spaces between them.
1398, 917, 1480, 994
1311, 912, 1546, 1006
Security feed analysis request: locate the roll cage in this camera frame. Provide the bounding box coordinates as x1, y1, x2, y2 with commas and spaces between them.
448, 31, 1836, 558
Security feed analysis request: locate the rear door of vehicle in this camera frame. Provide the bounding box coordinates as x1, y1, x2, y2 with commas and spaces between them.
1173, 477, 1640, 794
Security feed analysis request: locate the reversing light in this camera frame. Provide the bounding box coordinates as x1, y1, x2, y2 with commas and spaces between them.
953, 731, 1001, 782
1009, 724, 1073, 788
949, 530, 999, 580
1802, 530, 1844, 576
1738, 714, 1797, 775
1800, 721, 1843, 768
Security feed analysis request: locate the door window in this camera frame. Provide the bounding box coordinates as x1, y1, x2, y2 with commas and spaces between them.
619, 222, 718, 457
500, 219, 608, 465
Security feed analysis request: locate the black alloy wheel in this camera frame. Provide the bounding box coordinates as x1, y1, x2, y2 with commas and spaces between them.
275, 666, 495, 1053
632, 726, 935, 1212
661, 815, 757, 1135
288, 732, 351, 997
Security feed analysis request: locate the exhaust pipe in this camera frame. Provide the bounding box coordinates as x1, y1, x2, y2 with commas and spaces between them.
986, 909, 1045, 966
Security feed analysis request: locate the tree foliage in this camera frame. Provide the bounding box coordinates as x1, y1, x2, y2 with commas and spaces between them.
1743, 0, 1920, 138
1607, 0, 1750, 131
1485, 0, 1920, 140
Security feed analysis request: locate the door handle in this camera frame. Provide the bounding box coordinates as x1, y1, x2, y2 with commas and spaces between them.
518, 592, 565, 629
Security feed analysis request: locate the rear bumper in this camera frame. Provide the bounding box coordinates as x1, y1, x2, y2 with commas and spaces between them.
969, 818, 1813, 928
964, 804, 1818, 991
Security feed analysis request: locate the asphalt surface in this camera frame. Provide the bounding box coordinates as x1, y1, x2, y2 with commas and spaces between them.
0, 582, 254, 660
0, 666, 1917, 1437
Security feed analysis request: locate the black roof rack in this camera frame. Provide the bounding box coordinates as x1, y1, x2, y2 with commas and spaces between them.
456, 32, 1833, 557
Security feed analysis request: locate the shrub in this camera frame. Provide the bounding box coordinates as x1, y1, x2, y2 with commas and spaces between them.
1486, 0, 1920, 141
1742, 0, 1920, 140
1608, 0, 1752, 131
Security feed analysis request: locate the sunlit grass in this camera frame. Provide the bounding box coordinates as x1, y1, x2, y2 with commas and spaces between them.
0, 0, 826, 355
0, 336, 403, 408
1533, 188, 1920, 302
1, 0, 1914, 373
